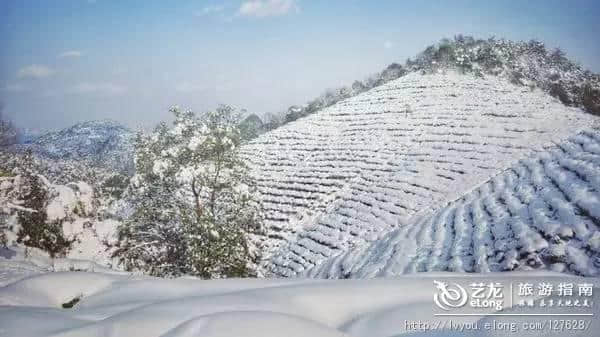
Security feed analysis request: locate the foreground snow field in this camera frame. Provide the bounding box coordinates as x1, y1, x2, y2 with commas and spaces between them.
0, 270, 597, 337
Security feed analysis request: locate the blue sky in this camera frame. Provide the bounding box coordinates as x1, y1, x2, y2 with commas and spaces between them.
1, 0, 599, 130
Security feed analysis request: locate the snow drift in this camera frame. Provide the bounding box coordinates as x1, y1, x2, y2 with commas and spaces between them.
0, 270, 597, 337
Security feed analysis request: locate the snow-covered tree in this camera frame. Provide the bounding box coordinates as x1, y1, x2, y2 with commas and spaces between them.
12, 150, 74, 256
0, 103, 18, 147
114, 105, 263, 278
263, 112, 283, 131
238, 113, 266, 141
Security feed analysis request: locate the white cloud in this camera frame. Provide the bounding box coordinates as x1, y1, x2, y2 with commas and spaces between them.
58, 50, 83, 58
238, 0, 299, 18
1, 83, 27, 92
68, 82, 127, 96
195, 5, 225, 17
17, 65, 55, 79
384, 41, 394, 49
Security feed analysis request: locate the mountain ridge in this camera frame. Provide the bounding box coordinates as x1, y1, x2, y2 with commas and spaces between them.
270, 36, 599, 132
11, 119, 135, 174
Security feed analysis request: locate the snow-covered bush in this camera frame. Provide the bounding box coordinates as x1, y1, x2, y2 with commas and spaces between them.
14, 151, 74, 257
0, 147, 126, 268
113, 105, 263, 278
582, 82, 600, 114
100, 173, 129, 199
0, 224, 6, 247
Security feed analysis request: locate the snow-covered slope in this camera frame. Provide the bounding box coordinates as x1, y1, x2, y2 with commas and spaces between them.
26, 120, 134, 173
0, 270, 596, 337
306, 129, 600, 278
242, 71, 598, 276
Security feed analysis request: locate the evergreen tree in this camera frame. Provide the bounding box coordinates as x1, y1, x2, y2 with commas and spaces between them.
114, 105, 262, 278
16, 150, 73, 257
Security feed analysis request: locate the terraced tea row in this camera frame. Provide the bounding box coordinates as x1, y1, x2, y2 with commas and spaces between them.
306, 129, 600, 278
240, 71, 597, 275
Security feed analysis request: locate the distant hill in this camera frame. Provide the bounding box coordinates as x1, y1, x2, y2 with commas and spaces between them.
5, 113, 271, 175
24, 120, 134, 174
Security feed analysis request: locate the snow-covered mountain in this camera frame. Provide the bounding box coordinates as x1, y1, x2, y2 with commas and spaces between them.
242, 71, 598, 276
305, 129, 600, 278
26, 120, 134, 173
270, 37, 600, 132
